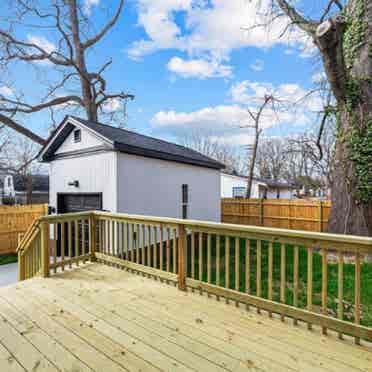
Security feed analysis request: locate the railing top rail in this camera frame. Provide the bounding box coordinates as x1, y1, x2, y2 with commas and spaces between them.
41, 210, 372, 249
17, 218, 40, 253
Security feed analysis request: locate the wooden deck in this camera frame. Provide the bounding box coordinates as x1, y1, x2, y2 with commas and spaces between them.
1, 263, 371, 372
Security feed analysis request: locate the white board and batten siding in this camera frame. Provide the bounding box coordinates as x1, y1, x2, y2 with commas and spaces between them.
49, 124, 221, 222
49, 152, 118, 211
117, 153, 220, 221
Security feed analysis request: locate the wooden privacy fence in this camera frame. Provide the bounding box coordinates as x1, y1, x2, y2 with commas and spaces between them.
222, 198, 331, 232
0, 204, 48, 255
18, 210, 372, 345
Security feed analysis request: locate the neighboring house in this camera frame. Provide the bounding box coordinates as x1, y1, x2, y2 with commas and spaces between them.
13, 174, 49, 205
38, 116, 224, 221
221, 172, 295, 199
0, 172, 49, 205
0, 174, 16, 200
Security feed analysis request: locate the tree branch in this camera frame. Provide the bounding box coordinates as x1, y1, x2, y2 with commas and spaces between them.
0, 114, 45, 145
82, 0, 125, 49
275, 0, 318, 35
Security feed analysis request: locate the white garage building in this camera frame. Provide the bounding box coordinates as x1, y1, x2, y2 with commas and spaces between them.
38, 116, 224, 222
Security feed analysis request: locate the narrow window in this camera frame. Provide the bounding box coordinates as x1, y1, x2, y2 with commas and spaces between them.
182, 184, 188, 219
74, 129, 81, 143
182, 184, 188, 204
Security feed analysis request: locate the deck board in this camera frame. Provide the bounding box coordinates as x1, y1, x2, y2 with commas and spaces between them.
0, 263, 371, 372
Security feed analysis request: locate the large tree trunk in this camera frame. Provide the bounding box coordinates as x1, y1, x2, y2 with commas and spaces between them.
315, 0, 372, 236
68, 0, 97, 122
329, 110, 372, 236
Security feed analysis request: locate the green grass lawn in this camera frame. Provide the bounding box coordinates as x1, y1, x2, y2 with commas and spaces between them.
0, 254, 18, 266
185, 236, 372, 327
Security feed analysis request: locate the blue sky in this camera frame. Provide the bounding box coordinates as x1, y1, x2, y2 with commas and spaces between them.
0, 0, 327, 148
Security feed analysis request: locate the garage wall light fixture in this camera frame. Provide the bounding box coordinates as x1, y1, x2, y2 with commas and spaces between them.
68, 180, 79, 187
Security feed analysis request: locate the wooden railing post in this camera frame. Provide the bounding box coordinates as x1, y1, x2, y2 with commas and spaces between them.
90, 214, 97, 261
18, 251, 25, 281
41, 221, 50, 278
177, 224, 186, 291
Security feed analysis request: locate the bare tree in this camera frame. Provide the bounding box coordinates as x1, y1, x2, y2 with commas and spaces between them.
178, 131, 246, 174
241, 94, 274, 198
255, 137, 288, 180
261, 0, 372, 235
0, 0, 133, 145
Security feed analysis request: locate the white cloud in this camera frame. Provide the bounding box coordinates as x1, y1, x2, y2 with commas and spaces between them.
128, 0, 313, 73
151, 104, 255, 145
0, 86, 13, 97
230, 80, 322, 111
26, 35, 56, 66
83, 0, 100, 15
249, 59, 264, 72
167, 56, 232, 79
27, 35, 56, 54
103, 97, 123, 112
151, 79, 324, 146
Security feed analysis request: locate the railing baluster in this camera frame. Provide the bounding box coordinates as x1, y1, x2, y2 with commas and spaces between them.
216, 235, 220, 289
160, 226, 164, 270
256, 240, 262, 313
61, 222, 65, 271
82, 220, 86, 263
173, 228, 177, 274
75, 220, 79, 266
191, 231, 195, 279
280, 243, 286, 321
199, 232, 203, 284
147, 225, 151, 267
154, 226, 158, 269
268, 241, 273, 317
293, 245, 299, 325
234, 236, 240, 306
322, 248, 328, 335
53, 223, 57, 274
166, 227, 170, 272
355, 250, 361, 345
337, 249, 344, 339
307, 246, 313, 330
68, 221, 72, 268
245, 239, 250, 295
136, 224, 140, 264
107, 220, 111, 256
225, 236, 230, 303
141, 224, 145, 266
207, 233, 211, 284
122, 222, 126, 260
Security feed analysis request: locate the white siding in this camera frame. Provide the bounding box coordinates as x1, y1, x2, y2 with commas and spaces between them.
55, 124, 109, 154
117, 153, 220, 222
49, 152, 117, 212
221, 173, 262, 198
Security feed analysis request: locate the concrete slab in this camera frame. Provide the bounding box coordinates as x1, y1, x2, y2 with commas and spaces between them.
0, 263, 18, 287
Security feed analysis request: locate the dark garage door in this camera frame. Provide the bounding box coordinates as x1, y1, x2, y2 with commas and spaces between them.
56, 193, 102, 256
57, 193, 102, 213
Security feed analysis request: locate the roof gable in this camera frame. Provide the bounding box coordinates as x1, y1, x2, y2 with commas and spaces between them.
55, 123, 106, 155
40, 116, 224, 170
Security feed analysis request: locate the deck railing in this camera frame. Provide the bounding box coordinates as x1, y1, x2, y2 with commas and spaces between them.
18, 210, 372, 344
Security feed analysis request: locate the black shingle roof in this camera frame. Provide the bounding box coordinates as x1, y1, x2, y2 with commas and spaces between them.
41, 116, 224, 170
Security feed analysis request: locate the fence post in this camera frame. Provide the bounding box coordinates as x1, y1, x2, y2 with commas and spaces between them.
89, 214, 97, 261
41, 221, 50, 278
259, 199, 264, 226
177, 224, 186, 291
319, 201, 323, 232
